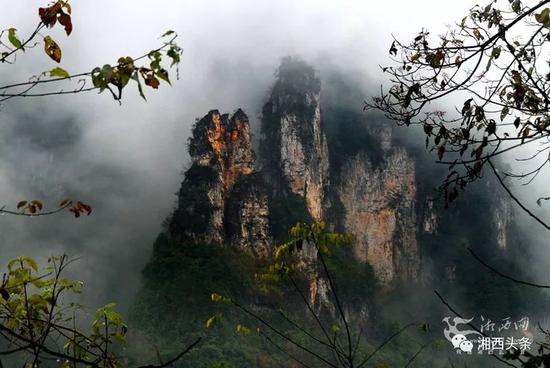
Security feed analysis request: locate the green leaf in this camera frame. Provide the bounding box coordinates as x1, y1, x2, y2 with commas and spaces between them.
50, 67, 69, 78
23, 257, 38, 272
131, 73, 146, 101
206, 313, 222, 329
8, 28, 22, 49
236, 324, 251, 336
167, 45, 181, 67
91, 64, 113, 92
161, 30, 175, 37
511, 0, 521, 13
156, 68, 171, 85
535, 8, 550, 25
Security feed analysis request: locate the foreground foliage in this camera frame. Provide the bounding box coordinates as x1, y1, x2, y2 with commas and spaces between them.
0, 0, 183, 218
0, 255, 200, 367
369, 0, 550, 228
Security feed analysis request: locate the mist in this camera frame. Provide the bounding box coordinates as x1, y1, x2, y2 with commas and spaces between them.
0, 0, 495, 313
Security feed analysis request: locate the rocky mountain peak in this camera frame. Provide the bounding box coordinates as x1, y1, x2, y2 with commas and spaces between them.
188, 109, 254, 194
260, 57, 329, 221
169, 109, 267, 250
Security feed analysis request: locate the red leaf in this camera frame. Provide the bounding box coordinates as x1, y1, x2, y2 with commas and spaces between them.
144, 74, 160, 89
58, 12, 72, 35
38, 2, 62, 27
81, 203, 92, 215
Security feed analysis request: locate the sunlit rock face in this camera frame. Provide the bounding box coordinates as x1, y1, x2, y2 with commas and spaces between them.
260, 57, 329, 221
336, 146, 420, 287
167, 56, 514, 296
169, 59, 422, 292
169, 109, 270, 254
189, 109, 255, 192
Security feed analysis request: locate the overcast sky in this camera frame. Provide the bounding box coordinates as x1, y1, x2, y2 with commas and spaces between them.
0, 0, 503, 310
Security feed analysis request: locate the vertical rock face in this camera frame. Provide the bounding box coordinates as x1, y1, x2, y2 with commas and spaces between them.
494, 192, 512, 249
260, 57, 329, 221
166, 58, 510, 292
421, 198, 438, 234
169, 109, 270, 253
224, 174, 271, 257
336, 146, 420, 286
188, 109, 254, 191
168, 59, 422, 291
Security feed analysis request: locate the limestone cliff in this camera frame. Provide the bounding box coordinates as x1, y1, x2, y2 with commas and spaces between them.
260, 57, 329, 221
169, 109, 270, 254
134, 59, 525, 368
164, 57, 512, 293
335, 128, 419, 286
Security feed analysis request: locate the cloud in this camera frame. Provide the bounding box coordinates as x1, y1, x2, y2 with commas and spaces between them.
0, 0, 480, 311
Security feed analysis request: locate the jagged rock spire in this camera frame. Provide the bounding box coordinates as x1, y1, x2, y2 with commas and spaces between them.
169, 109, 269, 254
260, 57, 329, 221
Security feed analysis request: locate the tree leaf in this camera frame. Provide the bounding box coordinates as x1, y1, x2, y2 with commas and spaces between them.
50, 67, 69, 78
23, 257, 38, 272
144, 74, 160, 89
389, 41, 397, 56
31, 200, 43, 211
58, 11, 73, 36
16, 201, 27, 209
39, 3, 61, 28
8, 28, 22, 49
43, 35, 62, 63
131, 73, 146, 101
491, 46, 501, 59
155, 68, 171, 85
500, 106, 509, 121
236, 324, 251, 335
206, 313, 222, 329
473, 28, 483, 41
535, 8, 549, 25
167, 46, 181, 67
